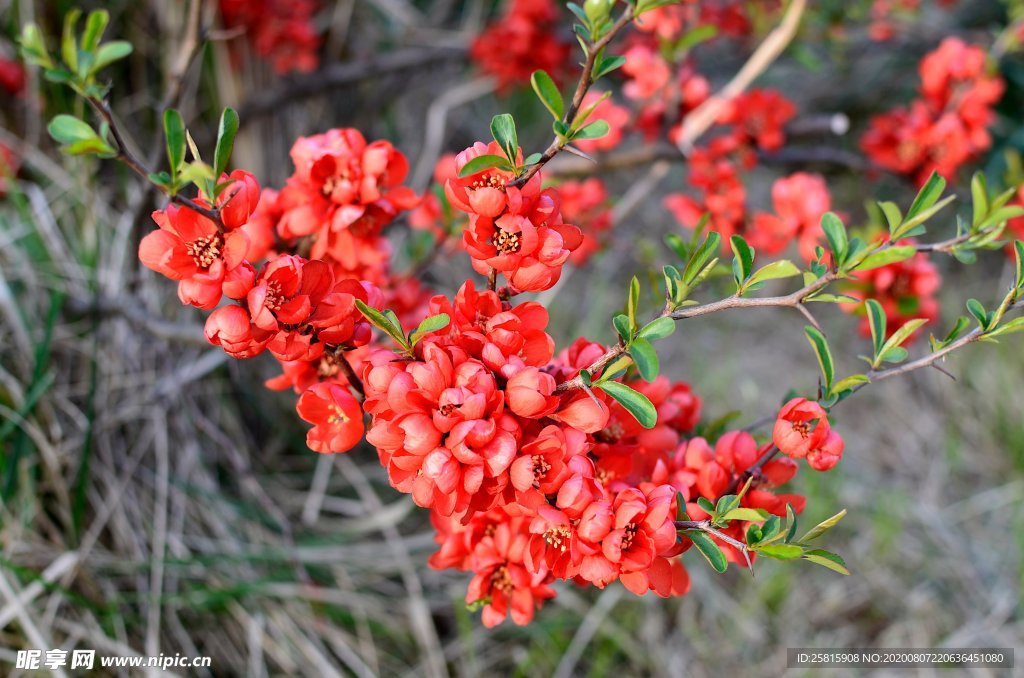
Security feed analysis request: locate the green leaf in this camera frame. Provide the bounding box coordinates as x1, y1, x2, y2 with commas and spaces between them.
19, 23, 54, 69
879, 346, 908, 364
490, 113, 518, 165
593, 54, 626, 80
598, 355, 633, 383
612, 313, 631, 343
81, 9, 109, 52
64, 137, 116, 156
61, 9, 81, 74
457, 154, 510, 178
722, 508, 770, 523
966, 298, 989, 330
355, 300, 409, 349
682, 231, 720, 286
804, 326, 834, 391
573, 119, 610, 140
92, 40, 132, 73
797, 509, 846, 543
626, 276, 640, 332
987, 316, 1024, 337
530, 70, 564, 120
596, 381, 657, 428
856, 245, 916, 272
879, 318, 929, 359
831, 374, 869, 394
747, 259, 801, 287
865, 299, 886, 358
663, 265, 683, 306
163, 109, 186, 179
729, 234, 755, 287
48, 114, 100, 145
941, 316, 971, 347
755, 544, 804, 560
1014, 241, 1024, 288
802, 549, 850, 575
213, 107, 240, 179
409, 313, 451, 345
970, 172, 988, 228
638, 316, 675, 341
629, 338, 659, 381
879, 201, 902, 233
785, 503, 798, 542
906, 171, 947, 223
685, 530, 728, 573
522, 152, 543, 166
820, 212, 848, 266
897, 195, 955, 237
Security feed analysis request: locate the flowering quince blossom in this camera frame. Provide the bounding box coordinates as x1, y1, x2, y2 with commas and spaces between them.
749, 172, 832, 261
139, 203, 251, 310
773, 397, 844, 471
218, 0, 321, 74
862, 38, 1004, 184
559, 179, 614, 265
447, 141, 583, 293
469, 0, 571, 91
296, 382, 365, 453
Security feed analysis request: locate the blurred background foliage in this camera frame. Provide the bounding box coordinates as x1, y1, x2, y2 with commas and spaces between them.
0, 0, 1022, 675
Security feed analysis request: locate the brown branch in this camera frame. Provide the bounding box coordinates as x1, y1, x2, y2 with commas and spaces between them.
508, 6, 636, 188
87, 98, 226, 230
337, 351, 366, 400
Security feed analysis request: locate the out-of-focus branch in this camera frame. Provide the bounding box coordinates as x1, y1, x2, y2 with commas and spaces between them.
235, 46, 469, 123
675, 0, 808, 152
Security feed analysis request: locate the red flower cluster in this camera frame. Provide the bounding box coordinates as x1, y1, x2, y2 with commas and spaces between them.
470, 0, 571, 91
558, 178, 613, 265
842, 248, 941, 342
748, 172, 832, 261
773, 397, 845, 472
447, 142, 582, 292
219, 0, 321, 74
664, 89, 798, 244
0, 56, 25, 96
861, 38, 1004, 184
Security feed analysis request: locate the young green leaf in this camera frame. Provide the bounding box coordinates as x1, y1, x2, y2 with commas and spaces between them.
409, 313, 451, 345
213, 107, 240, 179
638, 316, 675, 341
856, 245, 916, 272
596, 381, 657, 428
91, 40, 132, 73
722, 507, 770, 523
593, 54, 626, 80
820, 212, 848, 266
797, 509, 846, 543
879, 346, 908, 364
966, 298, 990, 330
753, 543, 803, 560
629, 338, 659, 381
802, 549, 850, 575
355, 300, 409, 350
729, 234, 755, 287
682, 231, 721, 285
573, 119, 610, 140
830, 374, 869, 394
457, 154, 510, 178
746, 259, 801, 287
879, 201, 902, 234
530, 70, 564, 120
1014, 241, 1023, 288
48, 114, 101, 145
804, 326, 834, 391
878, 318, 928, 360
627, 276, 640, 332
685, 530, 728, 573
81, 10, 109, 52
865, 299, 886, 358
970, 171, 988, 228
906, 170, 947, 223
612, 313, 631, 343
490, 113, 518, 164
163, 109, 186, 179
19, 23, 54, 69
61, 9, 82, 74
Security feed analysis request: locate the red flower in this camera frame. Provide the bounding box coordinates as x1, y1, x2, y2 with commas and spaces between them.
469, 0, 571, 91
0, 57, 25, 96
560, 178, 613, 265
772, 397, 830, 459
748, 173, 832, 261
139, 204, 249, 309
843, 249, 941, 343
807, 429, 844, 471
573, 92, 631, 154
204, 305, 271, 358
219, 0, 321, 74
296, 382, 365, 453
217, 170, 261, 230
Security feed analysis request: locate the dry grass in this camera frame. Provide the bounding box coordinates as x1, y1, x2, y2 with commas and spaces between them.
1, 1, 1023, 676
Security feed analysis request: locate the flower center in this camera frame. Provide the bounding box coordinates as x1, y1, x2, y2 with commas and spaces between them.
490, 565, 514, 594
471, 174, 505, 190
531, 455, 552, 488
620, 522, 639, 552
544, 525, 570, 552
327, 404, 349, 425
318, 353, 342, 378
793, 421, 811, 438
492, 227, 521, 254
186, 234, 223, 270
263, 281, 286, 311
438, 403, 459, 416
